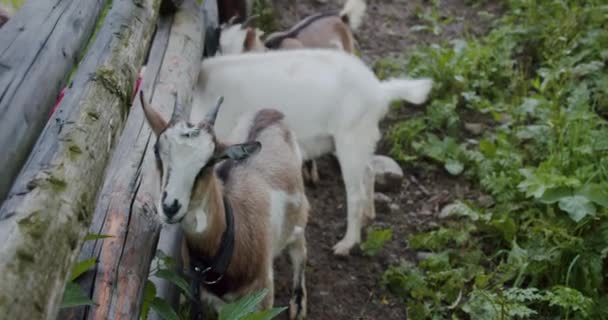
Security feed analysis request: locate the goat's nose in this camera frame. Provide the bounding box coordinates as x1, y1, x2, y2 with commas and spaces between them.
162, 199, 181, 218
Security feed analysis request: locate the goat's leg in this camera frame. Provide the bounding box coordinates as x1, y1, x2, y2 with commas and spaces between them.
332, 135, 374, 255
288, 233, 307, 319
302, 160, 320, 187
260, 265, 275, 310
363, 162, 376, 224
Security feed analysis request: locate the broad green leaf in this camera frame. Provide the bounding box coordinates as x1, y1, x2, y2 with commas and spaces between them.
558, 196, 596, 222
360, 227, 393, 256
84, 233, 114, 241
155, 269, 193, 299
241, 307, 287, 320
60, 282, 95, 308
219, 289, 269, 320
150, 297, 179, 320
478, 139, 496, 158
438, 201, 480, 221
490, 215, 517, 242
70, 258, 96, 281
539, 187, 572, 204
576, 184, 608, 207
444, 159, 464, 175
141, 280, 157, 320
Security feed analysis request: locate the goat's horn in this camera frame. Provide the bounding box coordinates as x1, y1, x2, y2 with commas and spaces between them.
241, 14, 259, 29
204, 96, 224, 125
227, 15, 239, 26
169, 91, 186, 123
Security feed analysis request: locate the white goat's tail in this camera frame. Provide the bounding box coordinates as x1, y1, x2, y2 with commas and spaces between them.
380, 78, 433, 105
340, 0, 366, 31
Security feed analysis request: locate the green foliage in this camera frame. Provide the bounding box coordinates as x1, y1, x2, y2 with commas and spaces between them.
360, 227, 393, 256
140, 251, 285, 320
61, 282, 95, 308
381, 0, 608, 318
60, 234, 112, 309
141, 250, 189, 320
218, 288, 286, 320
251, 0, 278, 33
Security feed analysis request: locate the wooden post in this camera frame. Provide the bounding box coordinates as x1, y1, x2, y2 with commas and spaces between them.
60, 1, 205, 318
56, 14, 174, 320
0, 0, 111, 201
0, 0, 160, 318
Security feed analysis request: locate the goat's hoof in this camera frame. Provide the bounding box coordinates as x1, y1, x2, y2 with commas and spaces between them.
289, 296, 307, 320
332, 239, 355, 256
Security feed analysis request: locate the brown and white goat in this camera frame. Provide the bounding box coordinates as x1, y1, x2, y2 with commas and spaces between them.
140, 91, 309, 319
218, 0, 366, 55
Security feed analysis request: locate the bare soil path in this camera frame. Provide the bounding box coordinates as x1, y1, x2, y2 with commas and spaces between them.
269, 1, 503, 318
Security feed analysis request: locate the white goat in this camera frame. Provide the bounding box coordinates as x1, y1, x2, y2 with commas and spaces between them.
192, 49, 432, 255
140, 92, 310, 319
218, 0, 366, 55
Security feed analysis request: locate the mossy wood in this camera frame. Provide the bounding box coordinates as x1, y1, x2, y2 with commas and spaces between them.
59, 0, 206, 318
0, 0, 160, 318
0, 0, 111, 201
55, 13, 173, 320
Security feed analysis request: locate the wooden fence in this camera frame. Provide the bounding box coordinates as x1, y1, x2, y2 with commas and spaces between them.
0, 0, 216, 318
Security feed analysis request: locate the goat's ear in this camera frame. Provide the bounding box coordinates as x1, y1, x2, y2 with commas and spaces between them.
140, 91, 167, 136
222, 141, 262, 161
243, 27, 257, 52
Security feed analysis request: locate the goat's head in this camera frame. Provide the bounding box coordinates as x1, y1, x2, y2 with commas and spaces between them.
217, 14, 266, 55
140, 91, 261, 224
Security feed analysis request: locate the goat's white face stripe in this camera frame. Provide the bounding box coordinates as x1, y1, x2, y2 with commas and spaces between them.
157, 122, 215, 222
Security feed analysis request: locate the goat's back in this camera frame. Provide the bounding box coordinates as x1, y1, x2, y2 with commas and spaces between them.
193, 49, 386, 155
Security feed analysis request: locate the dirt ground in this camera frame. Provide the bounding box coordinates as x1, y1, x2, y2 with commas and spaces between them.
268, 0, 503, 319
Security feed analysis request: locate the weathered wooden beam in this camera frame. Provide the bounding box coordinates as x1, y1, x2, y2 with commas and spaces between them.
0, 0, 111, 201
59, 1, 205, 318
56, 14, 174, 320
0, 0, 161, 318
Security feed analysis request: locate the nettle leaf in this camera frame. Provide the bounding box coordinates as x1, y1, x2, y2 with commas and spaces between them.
478, 139, 496, 158
150, 297, 179, 320
360, 227, 393, 256
444, 159, 464, 175
141, 280, 157, 320
219, 289, 270, 320
558, 196, 596, 222
517, 169, 547, 199
241, 307, 287, 320
60, 282, 95, 308
69, 258, 96, 281
545, 286, 593, 317
439, 201, 480, 221
576, 184, 608, 208
155, 269, 193, 299
539, 187, 572, 204
84, 233, 114, 241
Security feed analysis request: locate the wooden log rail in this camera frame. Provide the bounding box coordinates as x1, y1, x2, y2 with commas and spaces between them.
0, 0, 160, 318
60, 0, 206, 318
0, 0, 111, 201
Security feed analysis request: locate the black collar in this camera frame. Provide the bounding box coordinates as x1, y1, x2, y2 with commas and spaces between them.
187, 195, 235, 285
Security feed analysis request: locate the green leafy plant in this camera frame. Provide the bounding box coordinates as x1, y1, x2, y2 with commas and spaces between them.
218, 288, 286, 320
60, 233, 114, 309
380, 0, 608, 318
140, 251, 286, 320
360, 227, 393, 256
